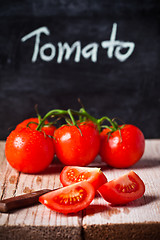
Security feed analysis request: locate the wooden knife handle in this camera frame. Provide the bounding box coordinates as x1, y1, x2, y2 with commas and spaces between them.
0, 189, 52, 213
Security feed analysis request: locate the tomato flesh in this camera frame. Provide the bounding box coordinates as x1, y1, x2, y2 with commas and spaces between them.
39, 181, 95, 214
98, 171, 145, 205
100, 124, 145, 168
115, 175, 138, 193
60, 166, 107, 190
54, 122, 100, 166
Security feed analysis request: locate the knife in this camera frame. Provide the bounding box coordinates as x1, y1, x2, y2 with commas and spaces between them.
0, 189, 53, 213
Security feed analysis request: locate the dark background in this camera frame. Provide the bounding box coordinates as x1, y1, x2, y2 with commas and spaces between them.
0, 0, 160, 139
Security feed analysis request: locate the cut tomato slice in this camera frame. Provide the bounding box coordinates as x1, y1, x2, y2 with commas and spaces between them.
60, 166, 107, 190
98, 171, 145, 205
39, 181, 95, 214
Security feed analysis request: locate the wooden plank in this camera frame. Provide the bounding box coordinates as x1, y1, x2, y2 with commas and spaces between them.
0, 143, 82, 240
0, 141, 19, 199
83, 140, 160, 240
0, 141, 8, 198
0, 140, 160, 240
0, 141, 20, 226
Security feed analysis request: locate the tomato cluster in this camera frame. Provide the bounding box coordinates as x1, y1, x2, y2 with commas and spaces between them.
4, 107, 146, 214
5, 107, 145, 174
39, 166, 145, 214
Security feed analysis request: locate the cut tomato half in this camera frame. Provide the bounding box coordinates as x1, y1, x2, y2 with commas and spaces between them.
39, 181, 95, 214
60, 166, 107, 190
98, 171, 145, 205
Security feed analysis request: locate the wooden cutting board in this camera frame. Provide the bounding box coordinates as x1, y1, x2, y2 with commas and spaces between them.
0, 140, 160, 240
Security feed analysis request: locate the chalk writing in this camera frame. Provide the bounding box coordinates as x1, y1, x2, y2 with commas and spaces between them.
21, 23, 135, 63
101, 23, 135, 62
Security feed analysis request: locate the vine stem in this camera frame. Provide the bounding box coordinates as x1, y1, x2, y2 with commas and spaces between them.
36, 109, 68, 131
36, 108, 99, 131
36, 108, 124, 135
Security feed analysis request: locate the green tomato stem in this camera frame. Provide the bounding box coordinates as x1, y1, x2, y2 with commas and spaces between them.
67, 109, 76, 126
36, 109, 68, 131
36, 108, 100, 131
36, 107, 124, 135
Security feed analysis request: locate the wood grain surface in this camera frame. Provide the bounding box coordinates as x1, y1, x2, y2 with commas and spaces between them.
0, 140, 160, 240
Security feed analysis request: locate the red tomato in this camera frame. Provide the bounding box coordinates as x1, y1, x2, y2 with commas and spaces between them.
54, 122, 100, 166
76, 120, 98, 129
98, 171, 145, 205
16, 118, 56, 137
39, 181, 95, 214
5, 128, 55, 173
60, 166, 107, 190
100, 124, 145, 168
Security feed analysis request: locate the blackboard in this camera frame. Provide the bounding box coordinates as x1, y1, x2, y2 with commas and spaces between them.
0, 0, 160, 139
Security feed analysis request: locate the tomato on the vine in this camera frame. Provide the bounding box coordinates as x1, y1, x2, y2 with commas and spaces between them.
98, 171, 145, 205
39, 181, 95, 214
16, 118, 56, 137
60, 166, 107, 190
5, 128, 55, 173
54, 121, 100, 166
100, 124, 145, 168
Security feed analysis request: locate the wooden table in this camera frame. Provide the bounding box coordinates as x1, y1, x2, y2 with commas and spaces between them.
0, 140, 160, 240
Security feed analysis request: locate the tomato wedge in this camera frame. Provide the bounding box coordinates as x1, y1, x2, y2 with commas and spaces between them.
39, 181, 95, 214
98, 171, 145, 205
60, 166, 107, 190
